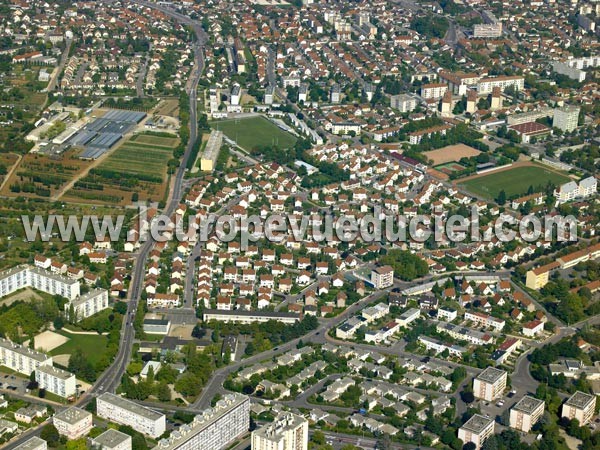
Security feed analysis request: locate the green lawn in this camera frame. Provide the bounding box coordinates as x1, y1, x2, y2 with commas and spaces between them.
211, 116, 297, 151
459, 165, 571, 199
50, 332, 109, 366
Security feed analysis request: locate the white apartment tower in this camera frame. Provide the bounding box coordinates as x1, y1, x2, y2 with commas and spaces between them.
252, 412, 309, 450
97, 393, 166, 438
156, 394, 250, 450
561, 391, 597, 425
473, 367, 507, 401
509, 396, 545, 432
553, 106, 580, 132
53, 407, 93, 440
458, 414, 495, 450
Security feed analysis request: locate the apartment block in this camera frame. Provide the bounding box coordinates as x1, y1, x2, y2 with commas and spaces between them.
477, 76, 524, 95
473, 367, 507, 401
510, 396, 545, 432
53, 407, 92, 440
0, 338, 53, 375
458, 414, 495, 450
65, 288, 109, 321
252, 412, 309, 450
390, 94, 418, 112
156, 394, 249, 450
12, 437, 47, 450
90, 429, 132, 450
371, 266, 394, 289
0, 265, 80, 300
473, 23, 503, 38
553, 106, 580, 132
420, 83, 448, 99
97, 392, 166, 438
561, 391, 596, 425
36, 365, 76, 398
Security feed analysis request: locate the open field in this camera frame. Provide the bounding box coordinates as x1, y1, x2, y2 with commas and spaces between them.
154, 98, 179, 117
50, 332, 109, 366
64, 133, 177, 205
0, 150, 92, 199
27, 330, 69, 353
211, 116, 297, 151
0, 287, 42, 307
424, 144, 481, 165
457, 162, 572, 199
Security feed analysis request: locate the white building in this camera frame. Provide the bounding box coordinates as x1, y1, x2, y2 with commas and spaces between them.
12, 437, 47, 450
97, 392, 166, 438
554, 176, 597, 204
371, 266, 394, 289
156, 394, 249, 450
553, 106, 580, 132
418, 336, 465, 357
420, 83, 448, 99
510, 396, 545, 433
0, 338, 53, 375
203, 310, 300, 324
252, 412, 308, 450
552, 56, 600, 82
464, 311, 505, 331
65, 288, 109, 321
473, 23, 502, 38
53, 407, 92, 440
36, 365, 76, 398
477, 76, 524, 95
458, 414, 495, 450
561, 391, 597, 425
397, 308, 420, 327
390, 94, 418, 113
91, 429, 132, 450
0, 265, 80, 301
473, 367, 507, 401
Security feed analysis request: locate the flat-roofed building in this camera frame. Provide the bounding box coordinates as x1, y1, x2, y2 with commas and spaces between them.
0, 338, 53, 375
510, 395, 545, 432
473, 367, 507, 401
36, 365, 76, 398
252, 412, 309, 450
12, 437, 47, 450
561, 391, 596, 425
0, 265, 80, 300
90, 429, 132, 450
203, 309, 300, 324
97, 392, 166, 438
66, 288, 109, 321
458, 414, 495, 450
371, 266, 394, 289
156, 394, 249, 450
53, 407, 92, 440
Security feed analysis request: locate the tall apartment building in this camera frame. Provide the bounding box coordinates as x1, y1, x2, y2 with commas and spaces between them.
0, 265, 80, 300
458, 414, 495, 450
156, 394, 249, 450
0, 338, 53, 375
553, 106, 580, 132
91, 429, 132, 450
36, 365, 76, 398
477, 76, 524, 95
252, 412, 309, 450
53, 407, 92, 440
473, 367, 507, 401
97, 393, 166, 438
371, 266, 394, 289
554, 176, 598, 204
510, 396, 545, 432
561, 391, 597, 425
390, 94, 418, 113
66, 288, 109, 321
420, 83, 448, 99
12, 437, 47, 450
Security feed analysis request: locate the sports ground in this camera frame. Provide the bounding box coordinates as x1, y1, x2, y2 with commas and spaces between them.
211, 116, 297, 150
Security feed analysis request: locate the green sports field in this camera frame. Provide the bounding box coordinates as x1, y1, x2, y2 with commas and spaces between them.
50, 332, 109, 366
459, 165, 571, 199
211, 116, 297, 150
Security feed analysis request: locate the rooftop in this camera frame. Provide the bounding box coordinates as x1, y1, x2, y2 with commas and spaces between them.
98, 392, 165, 421
565, 391, 595, 409
512, 395, 545, 415
37, 364, 75, 380
476, 367, 507, 384
91, 429, 131, 448
253, 412, 306, 440
53, 407, 91, 425
0, 338, 52, 363
461, 414, 495, 434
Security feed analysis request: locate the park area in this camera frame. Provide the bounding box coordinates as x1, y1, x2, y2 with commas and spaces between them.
211, 116, 297, 151
458, 162, 572, 199
49, 331, 110, 367
64, 133, 177, 205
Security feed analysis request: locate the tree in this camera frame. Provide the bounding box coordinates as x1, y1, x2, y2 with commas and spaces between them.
157, 383, 171, 402
65, 439, 87, 450
40, 424, 60, 446
463, 442, 477, 450
497, 189, 506, 205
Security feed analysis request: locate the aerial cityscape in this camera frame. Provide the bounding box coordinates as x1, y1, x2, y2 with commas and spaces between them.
0, 0, 598, 450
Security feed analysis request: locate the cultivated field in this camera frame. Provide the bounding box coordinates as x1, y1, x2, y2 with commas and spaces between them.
424, 144, 481, 165
64, 133, 177, 205
212, 116, 297, 151
458, 162, 572, 199
0, 150, 92, 199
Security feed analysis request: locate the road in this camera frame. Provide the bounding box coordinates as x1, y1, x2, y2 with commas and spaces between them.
46, 38, 72, 92
78, 0, 207, 401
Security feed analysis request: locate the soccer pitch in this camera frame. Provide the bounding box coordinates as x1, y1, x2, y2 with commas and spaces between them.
211, 116, 297, 151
